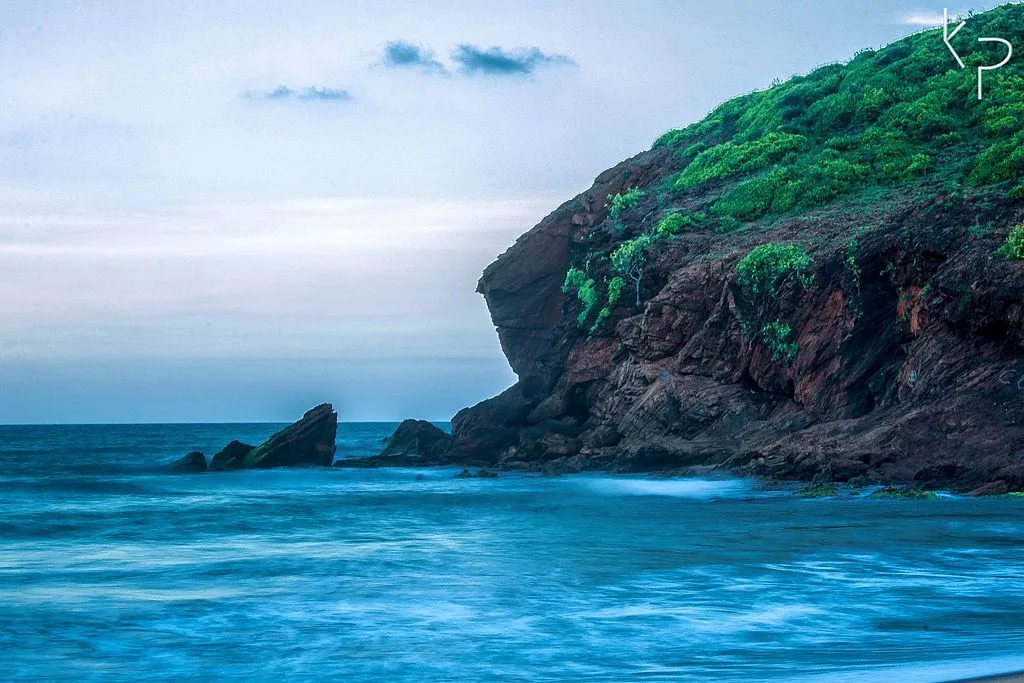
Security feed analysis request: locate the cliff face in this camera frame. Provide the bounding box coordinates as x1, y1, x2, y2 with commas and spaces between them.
450, 5, 1024, 492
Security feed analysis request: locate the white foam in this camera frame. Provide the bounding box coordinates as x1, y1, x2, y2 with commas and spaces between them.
578, 476, 754, 499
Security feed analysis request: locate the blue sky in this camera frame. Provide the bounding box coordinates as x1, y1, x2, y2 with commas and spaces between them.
0, 1, 1008, 423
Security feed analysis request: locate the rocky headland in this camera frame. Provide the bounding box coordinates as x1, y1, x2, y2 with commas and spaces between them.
379, 6, 1024, 494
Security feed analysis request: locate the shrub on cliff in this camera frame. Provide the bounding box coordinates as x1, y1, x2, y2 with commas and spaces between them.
611, 234, 655, 306
971, 132, 1024, 185
997, 224, 1024, 261
607, 276, 628, 304
736, 243, 812, 296
563, 267, 601, 326
562, 267, 587, 293
655, 210, 706, 237
606, 188, 646, 219
762, 320, 799, 363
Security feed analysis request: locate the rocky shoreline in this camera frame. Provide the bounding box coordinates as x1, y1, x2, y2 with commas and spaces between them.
168, 406, 1024, 497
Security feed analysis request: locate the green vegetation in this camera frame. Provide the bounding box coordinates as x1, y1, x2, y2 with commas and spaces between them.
611, 234, 656, 306
868, 486, 940, 500
655, 210, 707, 237
673, 132, 807, 191
606, 188, 646, 219
734, 244, 811, 365
968, 219, 992, 238
650, 4, 1024, 223
736, 243, 812, 296
797, 482, 838, 498
682, 142, 706, 158
562, 267, 601, 327
762, 320, 799, 362
607, 276, 628, 304
574, 279, 600, 327
716, 216, 742, 234
589, 306, 612, 334
562, 266, 587, 293
652, 128, 693, 149
996, 224, 1024, 260
845, 231, 863, 293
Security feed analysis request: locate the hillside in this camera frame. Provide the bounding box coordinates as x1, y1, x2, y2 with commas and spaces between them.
448, 4, 1024, 493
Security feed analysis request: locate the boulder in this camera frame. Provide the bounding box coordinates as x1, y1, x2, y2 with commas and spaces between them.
210, 403, 338, 470
168, 450, 207, 473
968, 481, 1009, 497
244, 403, 338, 468
209, 440, 256, 471
379, 419, 452, 462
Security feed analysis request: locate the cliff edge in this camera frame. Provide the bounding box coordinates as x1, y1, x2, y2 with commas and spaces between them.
450, 4, 1024, 493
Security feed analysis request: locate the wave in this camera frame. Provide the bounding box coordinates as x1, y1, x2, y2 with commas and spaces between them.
577, 476, 755, 499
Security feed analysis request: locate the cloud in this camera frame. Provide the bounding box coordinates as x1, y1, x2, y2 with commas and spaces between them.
263, 85, 295, 100
380, 41, 447, 73
243, 85, 351, 102
298, 86, 351, 101
896, 11, 949, 27
451, 44, 575, 76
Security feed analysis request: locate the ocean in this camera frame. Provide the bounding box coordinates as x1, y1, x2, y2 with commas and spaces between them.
1, 422, 1023, 682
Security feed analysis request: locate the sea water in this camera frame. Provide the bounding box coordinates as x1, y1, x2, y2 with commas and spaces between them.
1, 423, 1023, 682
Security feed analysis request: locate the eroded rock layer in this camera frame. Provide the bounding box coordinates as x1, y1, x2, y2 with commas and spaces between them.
451, 152, 1024, 492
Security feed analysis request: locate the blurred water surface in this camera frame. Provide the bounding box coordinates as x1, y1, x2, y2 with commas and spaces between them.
1, 423, 1022, 682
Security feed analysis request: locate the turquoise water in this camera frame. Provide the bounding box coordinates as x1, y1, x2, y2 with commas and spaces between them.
1, 423, 1023, 682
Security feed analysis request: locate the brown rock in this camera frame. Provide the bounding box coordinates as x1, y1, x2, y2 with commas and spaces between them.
168, 451, 207, 473
444, 119, 1024, 490
208, 440, 255, 471
968, 481, 1010, 497
379, 419, 452, 462
211, 404, 337, 470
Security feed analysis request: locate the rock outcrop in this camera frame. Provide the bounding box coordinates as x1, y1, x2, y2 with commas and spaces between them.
208, 404, 338, 471
168, 450, 208, 473
444, 6, 1024, 493
208, 440, 256, 471
334, 419, 452, 467
449, 166, 1024, 492
380, 420, 452, 461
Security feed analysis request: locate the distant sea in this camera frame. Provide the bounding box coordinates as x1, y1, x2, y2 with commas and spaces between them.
2, 422, 1023, 682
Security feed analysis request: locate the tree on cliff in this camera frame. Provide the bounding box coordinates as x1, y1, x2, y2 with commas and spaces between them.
610, 234, 654, 307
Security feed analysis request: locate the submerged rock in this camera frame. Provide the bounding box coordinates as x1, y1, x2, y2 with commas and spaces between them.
168, 450, 208, 473
209, 404, 338, 470
796, 482, 838, 498
454, 468, 498, 479
868, 486, 940, 500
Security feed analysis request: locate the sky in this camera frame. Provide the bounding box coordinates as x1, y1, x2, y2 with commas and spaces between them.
0, 0, 1010, 423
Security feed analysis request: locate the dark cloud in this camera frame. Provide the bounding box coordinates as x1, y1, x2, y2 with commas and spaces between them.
243, 85, 351, 103
381, 41, 446, 73
450, 45, 575, 76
